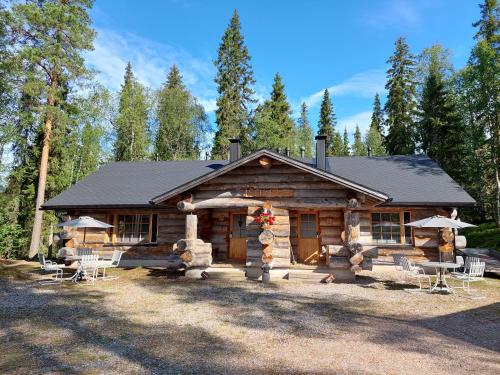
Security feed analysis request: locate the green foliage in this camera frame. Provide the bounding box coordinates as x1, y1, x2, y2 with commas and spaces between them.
384, 37, 417, 155
418, 70, 465, 179
212, 10, 255, 158
296, 102, 314, 157
341, 128, 350, 156
369, 93, 384, 134
462, 222, 500, 250
113, 63, 150, 161
154, 65, 209, 160
364, 126, 386, 156
352, 125, 367, 156
317, 89, 343, 156
252, 73, 296, 154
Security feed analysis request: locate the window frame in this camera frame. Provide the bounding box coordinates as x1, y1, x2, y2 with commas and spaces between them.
105, 212, 158, 245
370, 210, 412, 245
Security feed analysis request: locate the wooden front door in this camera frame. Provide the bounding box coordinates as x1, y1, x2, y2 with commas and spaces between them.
297, 213, 320, 264
229, 213, 247, 261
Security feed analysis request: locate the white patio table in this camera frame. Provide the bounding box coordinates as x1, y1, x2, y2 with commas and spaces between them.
420, 261, 459, 293
66, 255, 104, 282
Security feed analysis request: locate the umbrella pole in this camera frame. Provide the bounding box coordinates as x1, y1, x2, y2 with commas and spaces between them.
83, 228, 87, 247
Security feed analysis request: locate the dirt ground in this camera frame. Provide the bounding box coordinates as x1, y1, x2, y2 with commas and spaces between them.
0, 260, 499, 375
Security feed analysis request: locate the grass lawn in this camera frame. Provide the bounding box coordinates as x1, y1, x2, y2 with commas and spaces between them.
1, 260, 499, 374
462, 222, 500, 251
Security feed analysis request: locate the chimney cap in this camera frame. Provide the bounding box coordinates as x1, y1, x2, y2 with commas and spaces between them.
315, 135, 327, 140
229, 138, 240, 143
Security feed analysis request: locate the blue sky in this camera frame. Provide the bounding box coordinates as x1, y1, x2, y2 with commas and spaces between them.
87, 0, 480, 139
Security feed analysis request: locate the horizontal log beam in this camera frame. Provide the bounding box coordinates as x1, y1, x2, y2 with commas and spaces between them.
178, 197, 348, 212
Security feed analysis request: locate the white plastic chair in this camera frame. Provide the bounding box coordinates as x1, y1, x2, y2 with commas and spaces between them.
96, 250, 123, 279
79, 254, 99, 284
401, 257, 432, 290
38, 253, 64, 282
77, 248, 93, 256
392, 254, 405, 271
450, 261, 485, 292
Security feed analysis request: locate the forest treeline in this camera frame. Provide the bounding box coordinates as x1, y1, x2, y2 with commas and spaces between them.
0, 0, 498, 258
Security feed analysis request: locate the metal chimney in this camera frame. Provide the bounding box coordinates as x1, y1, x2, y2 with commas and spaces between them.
367, 146, 372, 157
229, 139, 241, 162
315, 135, 327, 170
285, 147, 290, 157
300, 146, 305, 158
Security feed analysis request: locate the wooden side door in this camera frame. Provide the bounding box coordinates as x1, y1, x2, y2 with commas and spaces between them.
297, 212, 320, 264
229, 213, 247, 261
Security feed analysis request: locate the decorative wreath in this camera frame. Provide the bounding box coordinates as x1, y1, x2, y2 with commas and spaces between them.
255, 208, 276, 226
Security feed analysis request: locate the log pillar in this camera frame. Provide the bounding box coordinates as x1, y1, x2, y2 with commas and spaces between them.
185, 214, 197, 240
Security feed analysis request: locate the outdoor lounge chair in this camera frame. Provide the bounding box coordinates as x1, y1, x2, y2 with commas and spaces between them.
96, 250, 123, 279
392, 254, 405, 271
401, 256, 432, 290
450, 260, 485, 292
38, 253, 64, 282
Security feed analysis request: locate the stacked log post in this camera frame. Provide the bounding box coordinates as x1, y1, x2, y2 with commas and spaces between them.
172, 214, 212, 270
439, 228, 454, 262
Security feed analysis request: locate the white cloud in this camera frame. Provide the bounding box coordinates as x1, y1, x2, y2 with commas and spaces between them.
362, 1, 421, 29
85, 28, 218, 113
337, 111, 373, 134
300, 69, 386, 109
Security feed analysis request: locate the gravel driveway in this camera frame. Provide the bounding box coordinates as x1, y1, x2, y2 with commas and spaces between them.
1, 261, 499, 374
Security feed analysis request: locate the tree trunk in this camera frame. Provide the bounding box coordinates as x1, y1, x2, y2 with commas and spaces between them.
28, 78, 57, 258
495, 164, 500, 227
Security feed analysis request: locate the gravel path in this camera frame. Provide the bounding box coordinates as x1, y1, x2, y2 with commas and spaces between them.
1, 261, 499, 374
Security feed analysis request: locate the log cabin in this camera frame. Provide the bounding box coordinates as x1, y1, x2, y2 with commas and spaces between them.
43, 137, 475, 281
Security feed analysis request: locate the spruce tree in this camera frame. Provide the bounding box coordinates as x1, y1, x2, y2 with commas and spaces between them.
352, 125, 367, 156
6, 0, 96, 257
384, 37, 417, 155
370, 93, 384, 134
113, 63, 150, 161
318, 89, 342, 156
296, 102, 314, 157
341, 128, 350, 156
212, 10, 255, 158
469, 0, 500, 226
253, 73, 296, 153
418, 71, 464, 175
364, 126, 386, 156
154, 65, 208, 160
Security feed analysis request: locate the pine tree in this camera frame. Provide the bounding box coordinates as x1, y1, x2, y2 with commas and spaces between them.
113, 63, 150, 161
352, 125, 367, 156
6, 0, 96, 257
296, 102, 313, 157
318, 89, 342, 156
212, 10, 255, 158
384, 37, 417, 155
370, 93, 384, 134
253, 73, 296, 153
154, 65, 208, 160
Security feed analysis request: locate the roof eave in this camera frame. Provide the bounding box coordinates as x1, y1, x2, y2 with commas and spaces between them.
381, 201, 476, 207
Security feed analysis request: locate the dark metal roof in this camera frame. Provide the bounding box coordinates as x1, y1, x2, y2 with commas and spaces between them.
42, 160, 228, 209
43, 153, 475, 210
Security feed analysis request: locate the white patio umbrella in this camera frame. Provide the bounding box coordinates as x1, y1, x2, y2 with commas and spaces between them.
56, 216, 113, 246
404, 215, 476, 261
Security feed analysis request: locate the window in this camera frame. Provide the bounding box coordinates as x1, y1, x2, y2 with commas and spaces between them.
300, 214, 317, 238
232, 214, 246, 238
113, 214, 158, 244
371, 212, 412, 245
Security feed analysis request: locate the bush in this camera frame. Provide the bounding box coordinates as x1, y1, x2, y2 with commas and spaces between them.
462, 222, 500, 251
